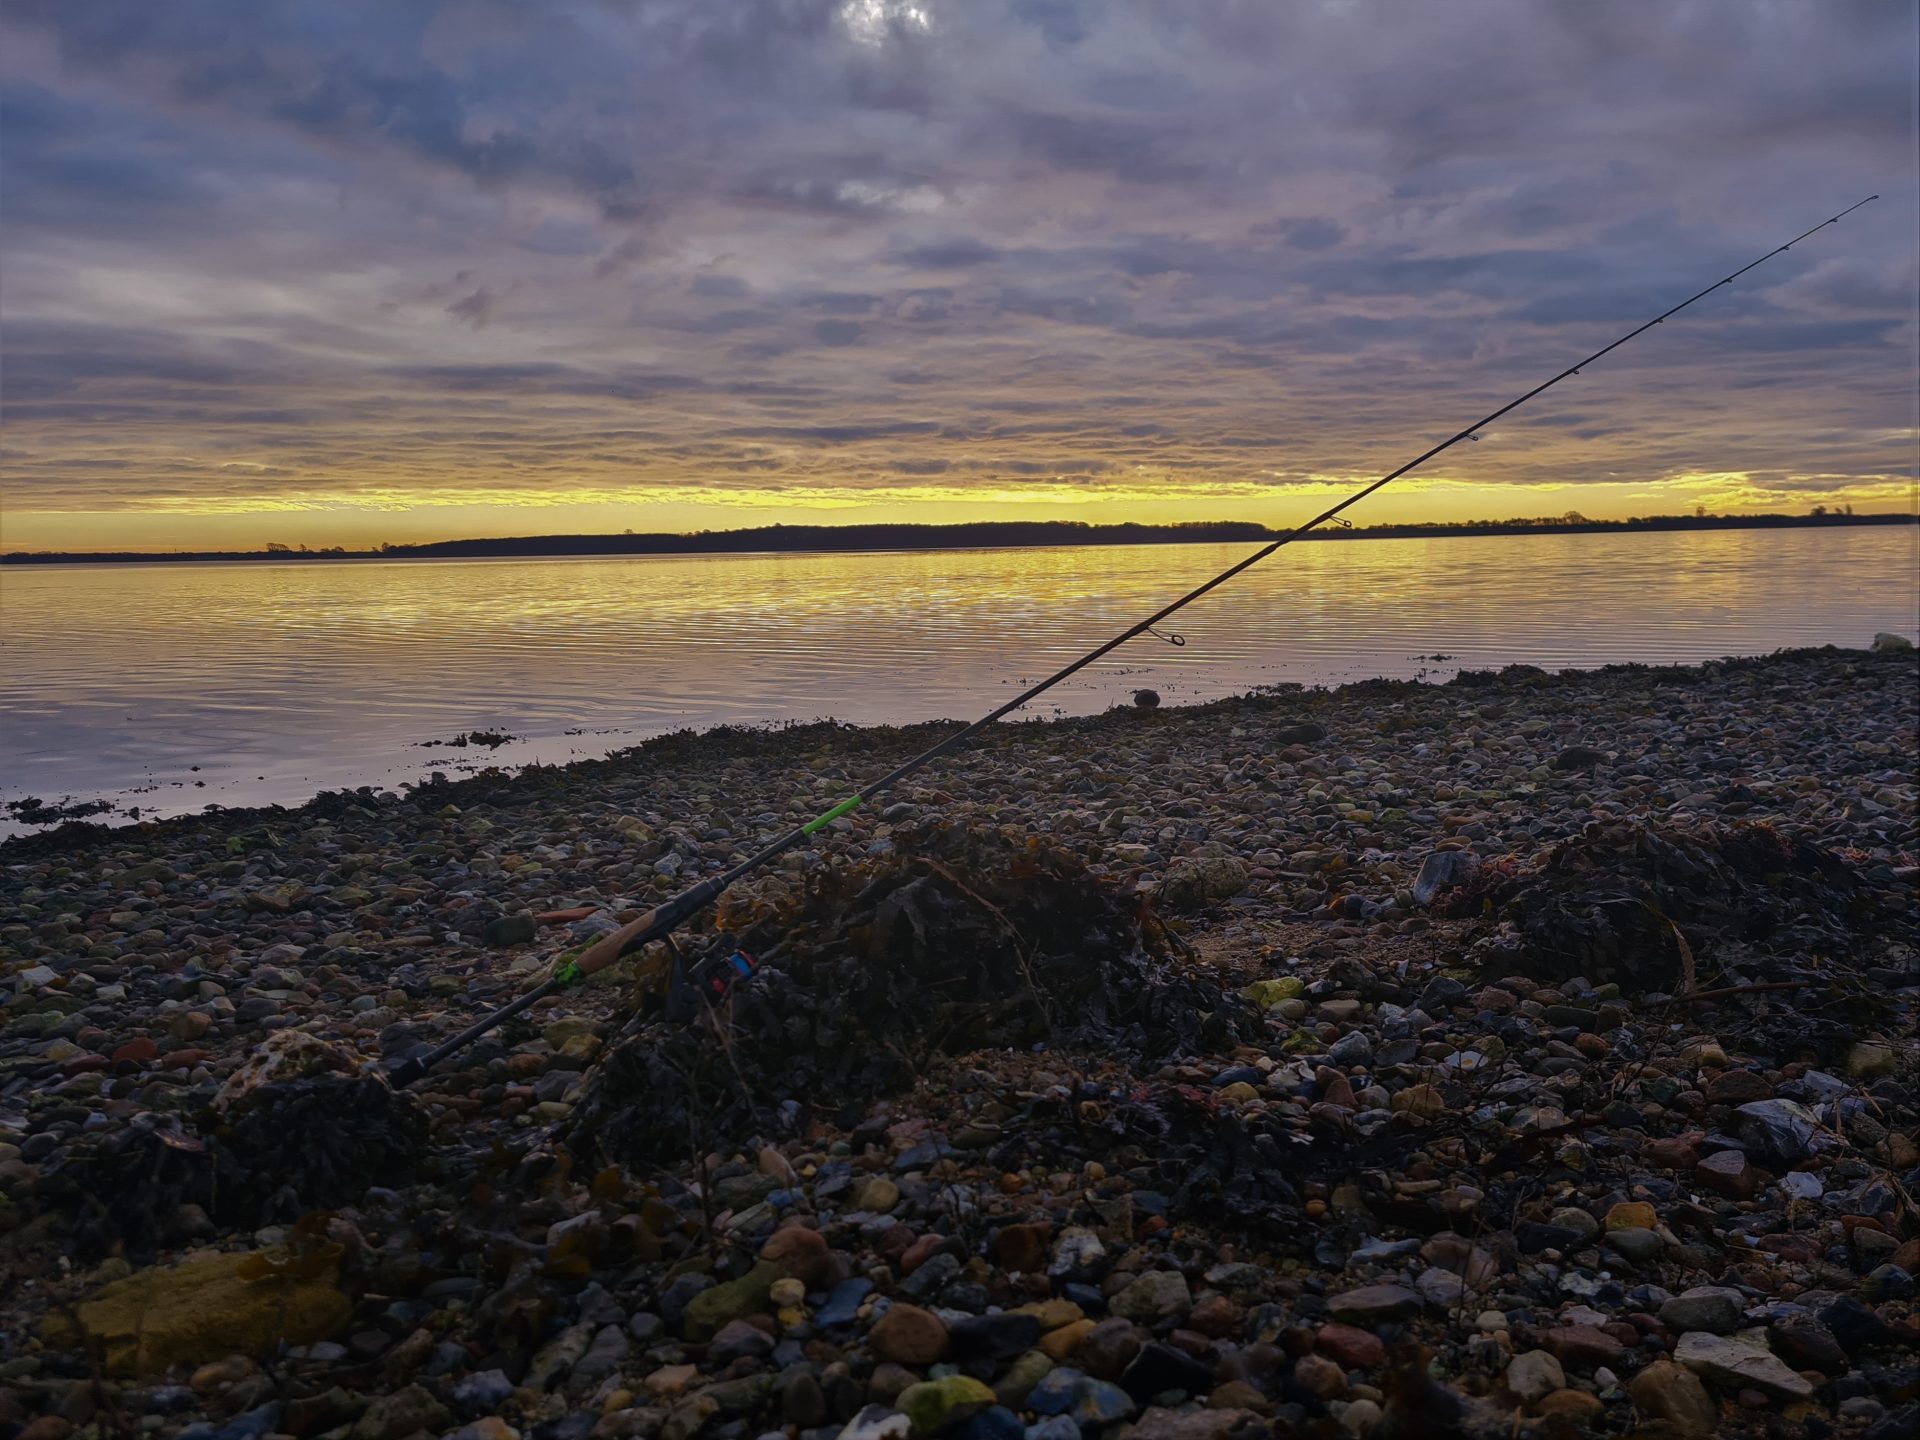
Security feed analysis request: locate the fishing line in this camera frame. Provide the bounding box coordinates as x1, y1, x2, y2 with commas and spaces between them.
388, 193, 1878, 1087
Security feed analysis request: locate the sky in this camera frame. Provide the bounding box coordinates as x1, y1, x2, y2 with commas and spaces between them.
1, 0, 1915, 552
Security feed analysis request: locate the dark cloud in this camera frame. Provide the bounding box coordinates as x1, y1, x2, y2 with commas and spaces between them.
691, 274, 753, 299
379, 363, 576, 391
1265, 218, 1347, 251
727, 421, 941, 444
811, 318, 866, 345
1003, 106, 1204, 183
444, 287, 493, 328
888, 237, 1002, 268
797, 290, 883, 314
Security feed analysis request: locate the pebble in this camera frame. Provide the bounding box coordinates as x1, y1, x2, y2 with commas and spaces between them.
898, 1375, 996, 1434
1326, 1283, 1421, 1323
1109, 1270, 1190, 1323
1675, 1332, 1816, 1401
1659, 1286, 1746, 1335
1630, 1359, 1720, 1434
839, 1408, 912, 1440
1505, 1349, 1565, 1403
871, 1305, 950, 1366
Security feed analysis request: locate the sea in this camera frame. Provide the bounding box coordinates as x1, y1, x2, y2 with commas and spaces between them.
2, 524, 1914, 835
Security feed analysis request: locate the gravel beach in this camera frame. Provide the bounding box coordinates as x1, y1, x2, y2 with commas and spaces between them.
3, 645, 1916, 1440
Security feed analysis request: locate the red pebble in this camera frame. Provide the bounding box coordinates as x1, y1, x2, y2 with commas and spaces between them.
112, 1037, 159, 1067
1315, 1322, 1386, 1370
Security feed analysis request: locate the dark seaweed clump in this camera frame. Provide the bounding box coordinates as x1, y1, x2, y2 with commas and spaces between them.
4, 795, 117, 825
1444, 818, 1914, 991
571, 822, 1257, 1169
30, 1078, 424, 1261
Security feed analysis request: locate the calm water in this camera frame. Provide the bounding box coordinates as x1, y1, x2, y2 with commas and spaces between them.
2, 527, 1915, 832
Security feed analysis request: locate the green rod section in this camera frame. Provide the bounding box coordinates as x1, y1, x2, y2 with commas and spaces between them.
802, 795, 863, 834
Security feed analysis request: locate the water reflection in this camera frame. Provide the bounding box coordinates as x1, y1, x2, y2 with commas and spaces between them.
1, 526, 1913, 827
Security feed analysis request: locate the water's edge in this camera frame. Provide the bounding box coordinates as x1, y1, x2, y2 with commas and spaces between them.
8, 643, 1914, 851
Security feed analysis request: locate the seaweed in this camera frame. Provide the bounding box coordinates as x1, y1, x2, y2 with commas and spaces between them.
30, 1077, 425, 1261
1447, 818, 1914, 990
4, 795, 117, 825
570, 822, 1257, 1170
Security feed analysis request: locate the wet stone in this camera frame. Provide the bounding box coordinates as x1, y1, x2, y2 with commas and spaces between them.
871, 1305, 949, 1366
1695, 1149, 1760, 1200
1325, 1284, 1420, 1323
1075, 1319, 1142, 1380
1313, 1324, 1384, 1371
1110, 1271, 1191, 1324
1674, 1332, 1815, 1401
1505, 1350, 1565, 1403
1660, 1287, 1746, 1336
1766, 1318, 1850, 1376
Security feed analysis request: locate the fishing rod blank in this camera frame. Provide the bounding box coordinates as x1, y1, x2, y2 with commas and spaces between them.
386, 193, 1877, 1089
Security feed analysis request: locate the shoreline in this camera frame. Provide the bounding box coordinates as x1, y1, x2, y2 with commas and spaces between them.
3, 510, 1912, 566
3, 645, 1915, 1440
5, 643, 1911, 859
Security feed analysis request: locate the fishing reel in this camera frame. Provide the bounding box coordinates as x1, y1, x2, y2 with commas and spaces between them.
664, 937, 761, 1024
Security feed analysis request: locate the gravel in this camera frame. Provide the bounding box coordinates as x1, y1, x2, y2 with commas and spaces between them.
1, 646, 1914, 1440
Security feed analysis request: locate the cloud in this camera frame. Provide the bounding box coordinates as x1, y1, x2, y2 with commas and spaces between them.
444, 287, 493, 328
0, 0, 1912, 536
1268, 218, 1347, 251
888, 237, 1002, 268
811, 318, 866, 345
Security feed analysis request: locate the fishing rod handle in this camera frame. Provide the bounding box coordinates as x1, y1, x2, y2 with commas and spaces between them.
574, 877, 726, 977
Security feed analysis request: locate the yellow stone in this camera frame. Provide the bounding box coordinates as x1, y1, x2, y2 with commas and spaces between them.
1038, 1319, 1096, 1361
1014, 1299, 1085, 1332
1391, 1084, 1445, 1118
189, 1355, 255, 1392
1680, 1038, 1728, 1068
1219, 1082, 1260, 1103
1537, 1390, 1604, 1420
42, 1251, 351, 1377
1242, 977, 1305, 1009
644, 1363, 698, 1398
1605, 1201, 1658, 1232
559, 1033, 603, 1062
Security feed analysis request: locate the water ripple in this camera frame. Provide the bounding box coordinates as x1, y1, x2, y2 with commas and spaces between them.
1, 527, 1914, 827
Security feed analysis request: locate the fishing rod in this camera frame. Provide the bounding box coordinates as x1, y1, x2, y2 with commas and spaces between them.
386, 193, 1877, 1090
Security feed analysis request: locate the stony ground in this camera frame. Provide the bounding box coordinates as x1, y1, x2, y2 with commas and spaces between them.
2, 646, 1917, 1440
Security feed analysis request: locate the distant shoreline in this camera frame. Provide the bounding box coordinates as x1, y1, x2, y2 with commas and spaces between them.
2, 510, 1911, 565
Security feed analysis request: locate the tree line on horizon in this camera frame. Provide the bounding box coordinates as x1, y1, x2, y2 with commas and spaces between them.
2, 507, 1909, 563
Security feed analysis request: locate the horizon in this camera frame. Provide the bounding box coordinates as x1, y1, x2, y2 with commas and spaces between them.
3, 504, 1909, 560
2, 4, 1916, 550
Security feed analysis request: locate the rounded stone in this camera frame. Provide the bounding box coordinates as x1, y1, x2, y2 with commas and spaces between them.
870, 1304, 949, 1367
